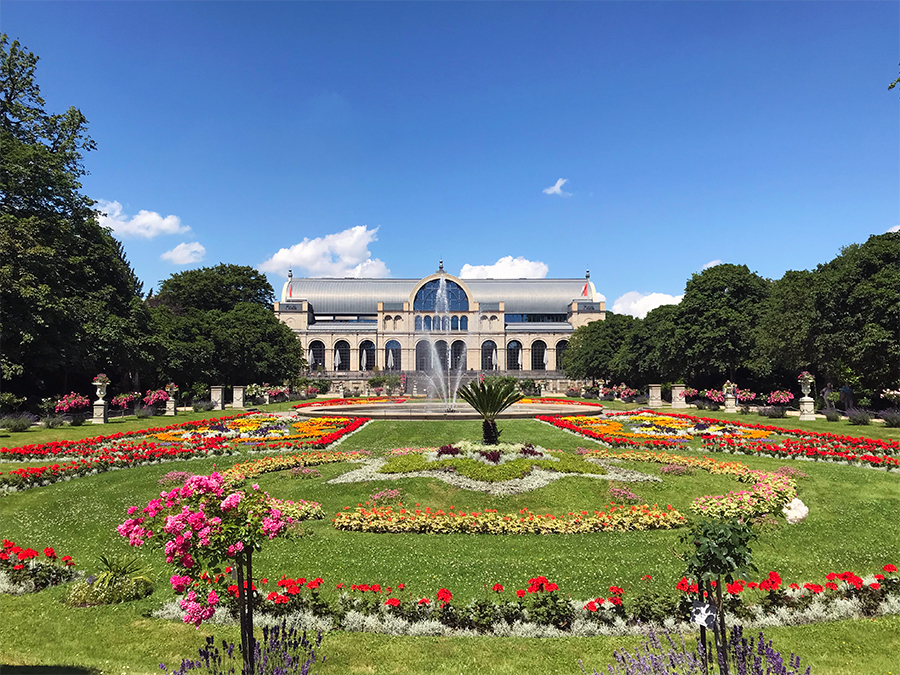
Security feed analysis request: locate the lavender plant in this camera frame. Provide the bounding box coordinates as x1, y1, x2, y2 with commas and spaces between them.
159, 621, 324, 675
581, 625, 810, 675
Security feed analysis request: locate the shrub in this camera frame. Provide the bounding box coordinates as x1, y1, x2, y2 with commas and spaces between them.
0, 413, 36, 432
368, 488, 401, 503
0, 541, 77, 592
582, 387, 599, 399
289, 466, 322, 480
879, 409, 900, 428
134, 404, 154, 419
158, 471, 194, 487
565, 388, 581, 398
192, 400, 216, 412
629, 584, 680, 624
608, 486, 642, 503
660, 464, 694, 476
847, 408, 872, 426
760, 405, 787, 418
824, 409, 842, 422
41, 415, 66, 429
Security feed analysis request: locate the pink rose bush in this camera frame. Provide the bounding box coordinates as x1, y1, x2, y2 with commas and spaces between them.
119, 472, 320, 627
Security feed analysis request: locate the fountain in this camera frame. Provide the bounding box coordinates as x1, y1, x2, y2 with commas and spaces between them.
417, 269, 468, 412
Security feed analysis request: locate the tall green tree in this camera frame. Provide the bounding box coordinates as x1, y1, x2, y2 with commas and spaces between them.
750, 270, 817, 385
671, 264, 770, 385
150, 265, 305, 386
561, 313, 635, 383
812, 233, 900, 398
155, 264, 274, 313
610, 304, 680, 387
0, 35, 154, 396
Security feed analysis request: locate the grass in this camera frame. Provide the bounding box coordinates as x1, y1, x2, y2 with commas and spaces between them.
1, 413, 899, 673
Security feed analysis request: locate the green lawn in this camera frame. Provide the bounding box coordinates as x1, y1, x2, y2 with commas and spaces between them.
1, 413, 899, 674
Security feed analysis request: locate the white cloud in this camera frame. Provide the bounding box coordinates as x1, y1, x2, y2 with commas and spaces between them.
97, 199, 189, 239
161, 242, 206, 265
612, 291, 683, 319
702, 259, 723, 270
459, 256, 549, 279
888, 224, 900, 233
258, 225, 390, 278
542, 178, 571, 197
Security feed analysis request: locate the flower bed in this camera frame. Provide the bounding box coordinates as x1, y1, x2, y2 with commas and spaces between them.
377, 443, 609, 483
221, 450, 373, 483
576, 447, 797, 518
1, 539, 76, 593
0, 415, 369, 492
155, 564, 900, 636
151, 414, 367, 447
700, 433, 899, 469
292, 397, 408, 409
541, 412, 771, 448
332, 502, 686, 534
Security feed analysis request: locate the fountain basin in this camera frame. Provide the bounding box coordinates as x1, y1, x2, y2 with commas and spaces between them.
293, 398, 605, 420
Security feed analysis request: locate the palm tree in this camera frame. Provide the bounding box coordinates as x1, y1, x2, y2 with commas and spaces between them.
457, 380, 523, 445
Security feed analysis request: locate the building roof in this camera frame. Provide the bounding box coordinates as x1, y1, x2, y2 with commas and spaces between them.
281, 277, 604, 315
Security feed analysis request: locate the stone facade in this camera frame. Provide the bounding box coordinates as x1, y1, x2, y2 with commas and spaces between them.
273, 267, 605, 386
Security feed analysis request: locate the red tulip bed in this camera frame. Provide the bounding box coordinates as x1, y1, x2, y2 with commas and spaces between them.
0, 414, 370, 492
541, 411, 899, 469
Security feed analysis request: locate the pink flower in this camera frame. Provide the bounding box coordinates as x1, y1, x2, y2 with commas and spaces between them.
170, 574, 192, 593
220, 493, 242, 511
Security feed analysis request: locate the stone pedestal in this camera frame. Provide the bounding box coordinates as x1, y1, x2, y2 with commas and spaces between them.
724, 394, 737, 414
165, 399, 176, 416
648, 384, 662, 408
264, 392, 270, 405
91, 401, 108, 424
233, 386, 245, 409
211, 385, 225, 411
671, 384, 687, 409
798, 396, 816, 421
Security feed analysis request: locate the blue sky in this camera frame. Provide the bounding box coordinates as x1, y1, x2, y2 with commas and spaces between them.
5, 1, 898, 317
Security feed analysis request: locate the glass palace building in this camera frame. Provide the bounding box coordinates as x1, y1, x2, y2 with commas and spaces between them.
273, 264, 605, 381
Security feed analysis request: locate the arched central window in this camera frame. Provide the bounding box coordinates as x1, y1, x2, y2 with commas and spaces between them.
385, 340, 401, 371
413, 279, 469, 311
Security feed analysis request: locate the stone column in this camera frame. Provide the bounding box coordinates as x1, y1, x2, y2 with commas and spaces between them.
671, 384, 687, 409
164, 399, 177, 416
233, 386, 245, 409
210, 385, 225, 410
798, 396, 816, 421
91, 400, 108, 424
724, 393, 737, 414
648, 384, 663, 408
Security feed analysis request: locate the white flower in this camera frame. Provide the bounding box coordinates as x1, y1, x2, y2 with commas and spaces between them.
782, 497, 809, 524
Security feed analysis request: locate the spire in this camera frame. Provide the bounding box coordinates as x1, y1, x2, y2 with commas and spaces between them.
438, 259, 444, 272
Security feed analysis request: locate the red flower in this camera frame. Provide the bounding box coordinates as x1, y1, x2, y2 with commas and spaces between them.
267, 591, 279, 600
492, 583, 504, 593
418, 598, 430, 605
516, 589, 526, 598
336, 583, 345, 590
641, 575, 652, 581
385, 597, 401, 607
875, 574, 885, 581
583, 601, 598, 612
13, 564, 24, 570
436, 588, 452, 603
608, 596, 623, 606
883, 564, 897, 573
371, 584, 382, 593
869, 583, 881, 590
676, 577, 690, 592
397, 583, 405, 590
43, 547, 56, 559
608, 586, 624, 596
825, 582, 838, 591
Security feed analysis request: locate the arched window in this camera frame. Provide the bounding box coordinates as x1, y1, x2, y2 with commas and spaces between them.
334, 341, 350, 372
451, 340, 466, 371
460, 316, 468, 331
413, 278, 469, 311
433, 340, 449, 371
451, 316, 459, 331
423, 316, 432, 331
385, 340, 401, 371
308, 341, 325, 371
556, 340, 569, 371
415, 316, 423, 331
441, 316, 450, 331
507, 340, 523, 371
482, 340, 497, 371
531, 340, 547, 371
359, 340, 375, 371
415, 341, 432, 372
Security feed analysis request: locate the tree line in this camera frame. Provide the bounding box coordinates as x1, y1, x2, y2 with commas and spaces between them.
561, 233, 900, 405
